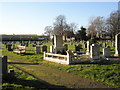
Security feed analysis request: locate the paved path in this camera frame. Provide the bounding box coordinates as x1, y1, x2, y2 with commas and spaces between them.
8, 57, 112, 89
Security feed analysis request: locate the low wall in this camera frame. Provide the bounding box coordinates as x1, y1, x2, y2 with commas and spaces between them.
44, 52, 68, 64
44, 52, 89, 65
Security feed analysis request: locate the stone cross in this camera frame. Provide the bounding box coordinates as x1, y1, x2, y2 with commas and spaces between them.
114, 33, 120, 56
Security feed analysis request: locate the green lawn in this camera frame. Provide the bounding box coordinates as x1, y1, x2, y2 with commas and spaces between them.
2, 65, 52, 89
2, 41, 120, 88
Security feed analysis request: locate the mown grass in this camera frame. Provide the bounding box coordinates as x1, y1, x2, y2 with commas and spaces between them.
2, 65, 51, 89
2, 41, 120, 88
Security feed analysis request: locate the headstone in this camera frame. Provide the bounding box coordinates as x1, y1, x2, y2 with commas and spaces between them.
50, 46, 54, 53
7, 44, 13, 51
8, 69, 14, 79
112, 41, 115, 47
35, 46, 41, 54
75, 45, 80, 52
90, 44, 100, 60
99, 43, 102, 47
42, 45, 47, 52
64, 44, 68, 51
78, 44, 82, 49
32, 44, 36, 47
66, 50, 74, 64
54, 35, 63, 53
114, 33, 120, 56
12, 44, 15, 49
103, 46, 110, 57
86, 41, 91, 55
2, 56, 8, 79
84, 42, 87, 48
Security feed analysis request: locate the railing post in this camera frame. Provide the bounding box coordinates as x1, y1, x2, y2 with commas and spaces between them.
44, 52, 46, 60
66, 50, 73, 65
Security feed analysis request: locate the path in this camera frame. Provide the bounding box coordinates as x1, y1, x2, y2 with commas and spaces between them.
8, 57, 111, 89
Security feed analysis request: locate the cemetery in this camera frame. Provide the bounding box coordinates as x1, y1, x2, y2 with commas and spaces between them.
44, 34, 120, 65
1, 33, 120, 89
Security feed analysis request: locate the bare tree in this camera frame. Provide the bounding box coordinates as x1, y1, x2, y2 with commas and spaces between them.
106, 10, 120, 39
53, 15, 67, 35
44, 26, 53, 36
87, 16, 105, 39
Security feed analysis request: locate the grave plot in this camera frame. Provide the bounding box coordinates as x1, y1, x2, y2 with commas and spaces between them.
44, 35, 93, 65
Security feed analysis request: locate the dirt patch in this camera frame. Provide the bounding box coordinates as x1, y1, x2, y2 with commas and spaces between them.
8, 57, 112, 89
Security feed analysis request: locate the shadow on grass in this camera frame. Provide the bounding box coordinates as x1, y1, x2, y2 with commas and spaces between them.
71, 60, 120, 65
24, 53, 35, 55
3, 77, 67, 89
8, 62, 39, 65
2, 65, 68, 89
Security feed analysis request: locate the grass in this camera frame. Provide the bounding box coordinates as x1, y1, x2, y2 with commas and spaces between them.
2, 65, 51, 89
2, 41, 120, 88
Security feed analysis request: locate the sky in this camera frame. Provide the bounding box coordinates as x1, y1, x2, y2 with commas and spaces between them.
0, 1, 119, 35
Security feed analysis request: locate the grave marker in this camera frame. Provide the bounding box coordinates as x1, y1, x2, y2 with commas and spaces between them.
54, 35, 63, 53
90, 44, 100, 60
42, 45, 47, 52
2, 56, 8, 79
103, 46, 110, 57
114, 33, 120, 56
35, 46, 41, 54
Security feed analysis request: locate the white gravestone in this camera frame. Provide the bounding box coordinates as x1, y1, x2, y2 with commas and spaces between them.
50, 46, 54, 53
66, 50, 74, 64
90, 44, 100, 60
54, 35, 63, 53
86, 41, 91, 55
114, 33, 120, 56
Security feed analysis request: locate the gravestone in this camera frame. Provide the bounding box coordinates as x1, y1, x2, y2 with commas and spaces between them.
84, 42, 87, 48
86, 41, 91, 55
35, 46, 41, 54
42, 45, 47, 52
99, 43, 102, 47
90, 44, 100, 60
75, 45, 80, 52
7, 44, 13, 51
54, 35, 63, 53
12, 44, 15, 49
66, 50, 74, 64
103, 46, 110, 57
64, 44, 68, 51
32, 44, 36, 47
50, 46, 54, 53
2, 56, 8, 79
78, 44, 82, 49
112, 41, 115, 47
114, 33, 120, 56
